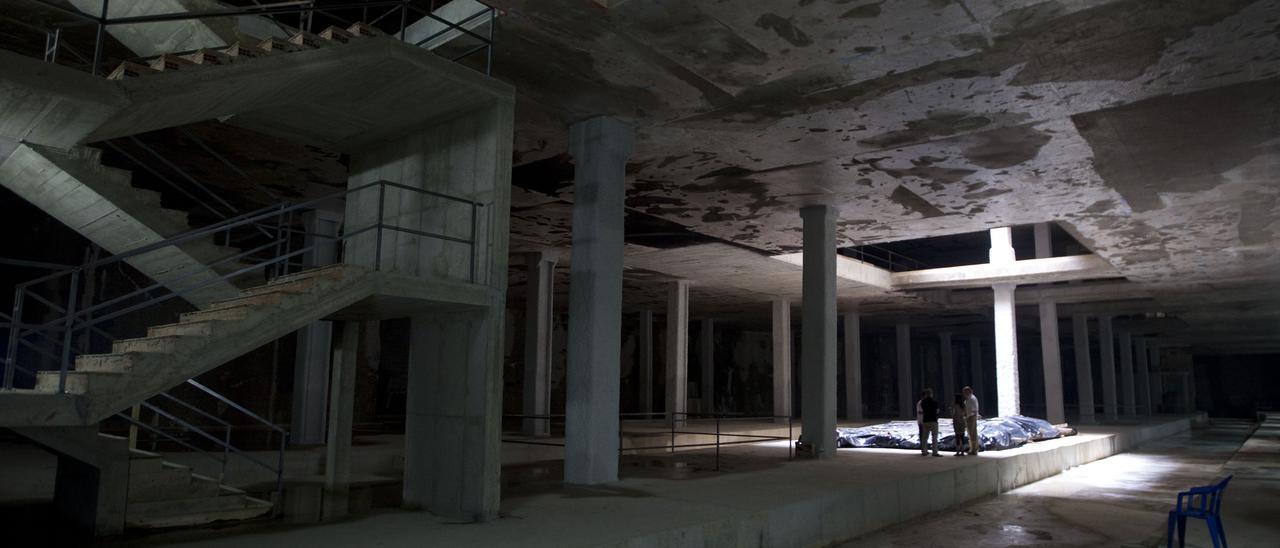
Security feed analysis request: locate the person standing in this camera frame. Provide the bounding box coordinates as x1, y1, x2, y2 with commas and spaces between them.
919, 389, 940, 456
952, 394, 967, 455
963, 386, 980, 455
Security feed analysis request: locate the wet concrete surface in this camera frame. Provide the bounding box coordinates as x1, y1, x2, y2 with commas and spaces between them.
838, 419, 1278, 547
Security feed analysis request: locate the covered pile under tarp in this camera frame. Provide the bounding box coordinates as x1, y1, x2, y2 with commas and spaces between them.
836, 415, 1061, 452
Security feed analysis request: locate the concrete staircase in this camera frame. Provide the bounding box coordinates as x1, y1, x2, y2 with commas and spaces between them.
124, 444, 272, 529
105, 23, 386, 81
31, 264, 371, 424
0, 142, 251, 306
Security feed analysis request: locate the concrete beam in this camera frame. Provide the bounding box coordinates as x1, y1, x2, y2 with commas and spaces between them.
772, 252, 893, 290
892, 255, 1119, 290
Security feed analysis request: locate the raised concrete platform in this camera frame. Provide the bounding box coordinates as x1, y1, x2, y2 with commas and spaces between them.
109, 414, 1202, 547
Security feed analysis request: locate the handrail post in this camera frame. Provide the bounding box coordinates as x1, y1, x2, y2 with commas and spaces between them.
715, 413, 720, 471
222, 423, 230, 482
375, 183, 386, 271
670, 413, 676, 454
277, 431, 288, 493
91, 0, 108, 75
3, 287, 23, 389
469, 203, 478, 283
399, 0, 409, 41
57, 270, 81, 394
788, 417, 794, 460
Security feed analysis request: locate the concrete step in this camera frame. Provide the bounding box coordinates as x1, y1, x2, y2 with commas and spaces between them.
182, 48, 234, 66
35, 370, 123, 394
347, 22, 386, 37
319, 26, 356, 44
125, 494, 272, 529
107, 61, 160, 80
149, 54, 199, 72
257, 37, 306, 53
75, 353, 134, 373
239, 277, 317, 297
129, 463, 221, 503
208, 291, 286, 311
147, 320, 220, 338
180, 304, 254, 323
288, 31, 334, 49
222, 41, 269, 59
112, 335, 185, 354
127, 448, 170, 475
269, 264, 351, 286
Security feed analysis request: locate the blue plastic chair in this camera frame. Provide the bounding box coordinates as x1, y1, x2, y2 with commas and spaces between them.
1167, 475, 1232, 548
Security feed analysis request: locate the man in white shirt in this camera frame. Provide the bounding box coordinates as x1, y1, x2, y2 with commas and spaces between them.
963, 386, 980, 455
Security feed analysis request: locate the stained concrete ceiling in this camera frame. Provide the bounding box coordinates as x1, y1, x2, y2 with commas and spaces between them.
487, 0, 1280, 353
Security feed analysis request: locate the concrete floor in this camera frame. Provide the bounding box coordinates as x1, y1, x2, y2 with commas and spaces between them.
840, 418, 1278, 547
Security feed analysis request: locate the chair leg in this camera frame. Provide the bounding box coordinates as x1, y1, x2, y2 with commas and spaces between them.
1177, 516, 1187, 548
1167, 512, 1177, 548
1210, 516, 1227, 548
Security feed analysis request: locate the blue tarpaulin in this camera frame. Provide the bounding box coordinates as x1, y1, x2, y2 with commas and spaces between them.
836, 415, 1062, 451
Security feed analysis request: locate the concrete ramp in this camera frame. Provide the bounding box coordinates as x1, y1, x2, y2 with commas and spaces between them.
0, 143, 241, 306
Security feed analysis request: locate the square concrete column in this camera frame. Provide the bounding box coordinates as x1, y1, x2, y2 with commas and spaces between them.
939, 331, 954, 411
1119, 332, 1135, 416
523, 252, 556, 436
896, 321, 912, 419
291, 210, 341, 445
992, 283, 1020, 417
700, 318, 715, 414
843, 312, 862, 421
638, 309, 654, 415
666, 280, 690, 423
968, 336, 985, 403
799, 204, 837, 458
1150, 343, 1163, 412
404, 309, 504, 521
1039, 300, 1065, 424
772, 299, 792, 421
563, 116, 633, 485
1098, 316, 1118, 420
1135, 337, 1152, 416
323, 321, 360, 520
1072, 314, 1095, 423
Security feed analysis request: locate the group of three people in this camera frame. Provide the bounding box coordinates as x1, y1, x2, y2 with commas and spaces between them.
916, 386, 981, 457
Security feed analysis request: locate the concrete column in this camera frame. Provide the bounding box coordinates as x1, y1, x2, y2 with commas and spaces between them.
1072, 314, 1095, 423
843, 312, 862, 421
968, 336, 984, 403
1150, 343, 1163, 413
1119, 332, 1135, 415
772, 299, 792, 421
563, 116, 632, 485
1038, 301, 1065, 424
1135, 337, 1151, 416
799, 204, 837, 458
404, 308, 504, 521
700, 319, 715, 414
638, 309, 654, 415
896, 322, 912, 419
992, 283, 1020, 417
1098, 316, 1118, 421
291, 211, 341, 445
1034, 222, 1053, 259
666, 280, 690, 423
522, 252, 556, 436
323, 321, 359, 520
939, 331, 954, 411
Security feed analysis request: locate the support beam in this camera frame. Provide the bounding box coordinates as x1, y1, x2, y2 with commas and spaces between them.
896, 322, 912, 419
700, 319, 715, 414
843, 312, 862, 421
291, 211, 340, 445
890, 254, 1118, 290
939, 331, 954, 410
522, 252, 556, 436
1098, 316, 1118, 421
666, 280, 690, 423
772, 299, 792, 422
1135, 337, 1151, 416
1039, 300, 1065, 424
1072, 314, 1095, 424
323, 321, 359, 520
563, 116, 632, 485
992, 283, 1020, 417
799, 204, 837, 458
1119, 331, 1136, 416
638, 310, 654, 415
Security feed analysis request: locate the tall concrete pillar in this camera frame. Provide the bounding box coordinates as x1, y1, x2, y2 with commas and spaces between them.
291, 211, 341, 445
1150, 343, 1163, 413
1135, 337, 1151, 416
1039, 301, 1065, 424
799, 204, 837, 458
323, 321, 359, 520
939, 331, 954, 409
1098, 316, 1118, 421
968, 336, 984, 405
1119, 331, 1135, 416
772, 299, 792, 421
896, 322, 912, 419
700, 319, 715, 414
522, 252, 556, 436
666, 280, 690, 423
992, 283, 1020, 417
1072, 314, 1095, 423
638, 310, 654, 415
563, 116, 632, 485
844, 312, 862, 421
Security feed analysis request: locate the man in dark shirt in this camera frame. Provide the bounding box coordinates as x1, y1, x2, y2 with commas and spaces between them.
918, 389, 941, 456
